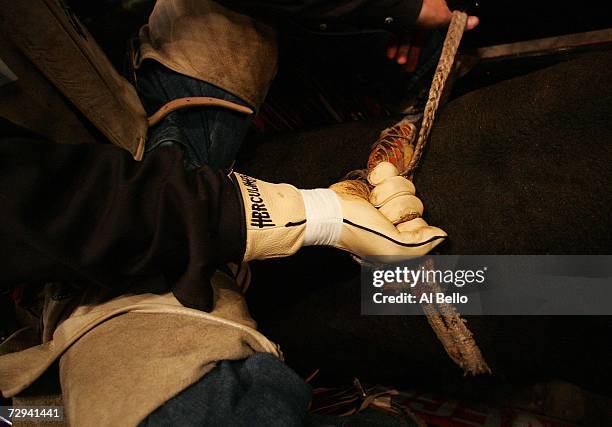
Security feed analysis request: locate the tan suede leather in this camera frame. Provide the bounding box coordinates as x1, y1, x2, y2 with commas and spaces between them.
0, 274, 280, 427
0, 0, 148, 159
137, 0, 278, 109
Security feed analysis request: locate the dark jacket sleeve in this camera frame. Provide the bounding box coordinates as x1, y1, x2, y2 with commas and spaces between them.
0, 137, 245, 311
216, 0, 424, 32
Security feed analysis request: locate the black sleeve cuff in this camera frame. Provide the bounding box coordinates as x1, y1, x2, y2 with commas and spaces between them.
217, 172, 247, 264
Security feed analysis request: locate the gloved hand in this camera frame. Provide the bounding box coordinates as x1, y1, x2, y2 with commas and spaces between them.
233, 162, 446, 261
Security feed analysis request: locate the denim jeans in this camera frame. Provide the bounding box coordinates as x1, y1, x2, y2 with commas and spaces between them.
137, 61, 254, 170
140, 353, 312, 427
139, 353, 412, 427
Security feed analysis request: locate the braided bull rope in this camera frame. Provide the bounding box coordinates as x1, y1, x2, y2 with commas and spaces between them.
407, 12, 490, 375
419, 258, 490, 375
347, 11, 490, 375
404, 10, 469, 177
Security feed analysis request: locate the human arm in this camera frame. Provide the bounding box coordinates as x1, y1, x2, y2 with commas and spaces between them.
0, 137, 444, 311
215, 0, 478, 72
387, 0, 479, 70
0, 137, 244, 309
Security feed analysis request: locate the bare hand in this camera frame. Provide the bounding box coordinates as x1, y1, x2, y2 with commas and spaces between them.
387, 0, 479, 71
386, 32, 426, 72
416, 0, 479, 30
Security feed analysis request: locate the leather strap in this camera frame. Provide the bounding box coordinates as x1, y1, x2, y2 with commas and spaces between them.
147, 96, 254, 127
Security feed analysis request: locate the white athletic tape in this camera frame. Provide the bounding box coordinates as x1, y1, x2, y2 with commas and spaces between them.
300, 189, 343, 246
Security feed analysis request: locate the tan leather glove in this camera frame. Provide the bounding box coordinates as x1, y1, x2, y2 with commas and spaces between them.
233, 162, 446, 261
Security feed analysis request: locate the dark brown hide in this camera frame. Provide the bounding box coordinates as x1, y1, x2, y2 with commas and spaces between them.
237, 51, 612, 394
